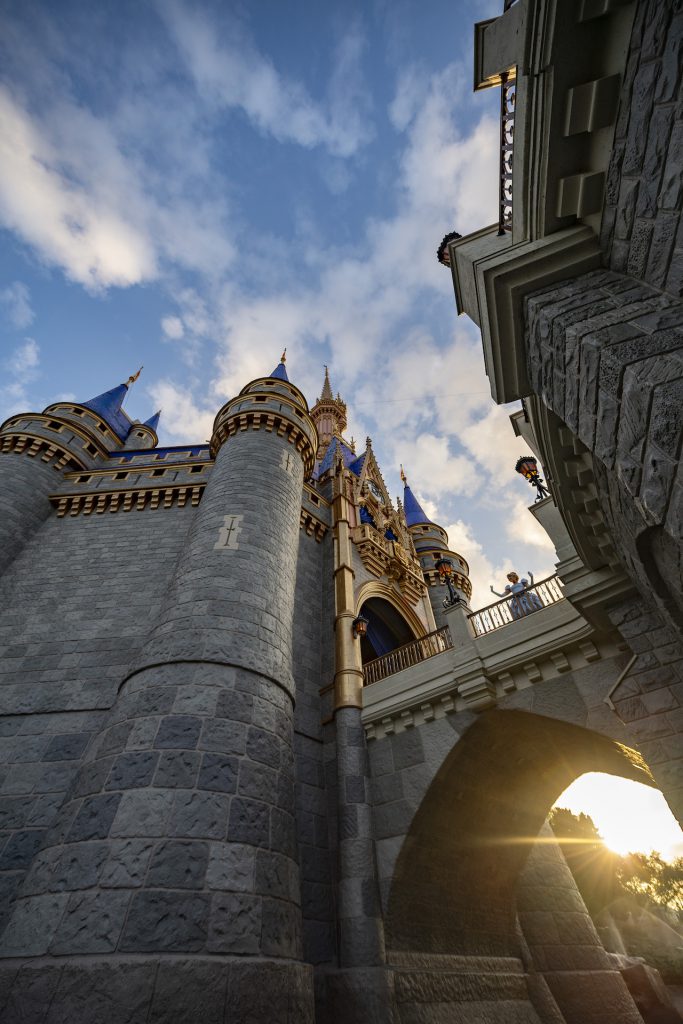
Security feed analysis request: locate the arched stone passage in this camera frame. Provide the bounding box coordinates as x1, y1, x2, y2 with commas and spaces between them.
358, 596, 417, 664
386, 709, 653, 959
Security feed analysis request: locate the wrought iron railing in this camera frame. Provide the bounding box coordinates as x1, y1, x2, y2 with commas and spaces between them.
498, 70, 516, 235
363, 626, 453, 686
468, 575, 564, 637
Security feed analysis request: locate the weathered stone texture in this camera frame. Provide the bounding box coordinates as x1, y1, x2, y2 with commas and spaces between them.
602, 0, 683, 296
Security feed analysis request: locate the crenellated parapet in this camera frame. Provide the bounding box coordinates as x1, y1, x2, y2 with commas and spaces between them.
211, 375, 318, 479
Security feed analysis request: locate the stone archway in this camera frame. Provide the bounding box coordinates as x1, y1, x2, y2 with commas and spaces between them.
354, 583, 426, 666
386, 709, 653, 957
384, 709, 654, 1023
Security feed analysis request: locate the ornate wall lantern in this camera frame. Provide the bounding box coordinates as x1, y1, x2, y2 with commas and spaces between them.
436, 231, 462, 267
514, 455, 550, 502
435, 556, 461, 608
352, 615, 369, 639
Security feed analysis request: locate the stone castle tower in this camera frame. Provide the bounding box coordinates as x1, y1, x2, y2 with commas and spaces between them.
0, 357, 471, 1021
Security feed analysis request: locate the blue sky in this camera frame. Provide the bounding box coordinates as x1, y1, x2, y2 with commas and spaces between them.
0, 0, 557, 605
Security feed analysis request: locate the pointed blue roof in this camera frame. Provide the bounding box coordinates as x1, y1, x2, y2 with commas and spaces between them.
317, 436, 356, 477
82, 383, 132, 441
143, 410, 161, 432
270, 358, 289, 381
348, 451, 366, 477
403, 482, 434, 527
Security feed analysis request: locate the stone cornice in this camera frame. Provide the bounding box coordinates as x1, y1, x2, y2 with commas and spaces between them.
50, 484, 205, 516
0, 432, 86, 471
211, 397, 318, 478
49, 483, 329, 542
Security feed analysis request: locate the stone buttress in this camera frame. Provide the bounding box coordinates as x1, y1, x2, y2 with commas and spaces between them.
0, 367, 318, 1022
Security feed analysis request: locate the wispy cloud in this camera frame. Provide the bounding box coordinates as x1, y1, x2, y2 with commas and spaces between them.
0, 337, 40, 422
0, 280, 34, 328
160, 2, 373, 157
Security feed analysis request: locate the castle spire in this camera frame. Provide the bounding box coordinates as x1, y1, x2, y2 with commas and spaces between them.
143, 410, 161, 432
81, 382, 132, 441
311, 364, 348, 462
320, 365, 334, 401
270, 350, 289, 382
401, 470, 434, 527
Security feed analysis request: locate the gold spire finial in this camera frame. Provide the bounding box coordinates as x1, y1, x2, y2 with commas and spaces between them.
280, 349, 287, 363
125, 366, 143, 387
320, 364, 334, 401
400, 465, 407, 484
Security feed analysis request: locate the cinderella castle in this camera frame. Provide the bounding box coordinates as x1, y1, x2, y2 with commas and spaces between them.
1, 0, 682, 1021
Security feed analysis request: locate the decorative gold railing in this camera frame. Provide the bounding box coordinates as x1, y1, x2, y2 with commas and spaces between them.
468, 575, 564, 637
363, 626, 453, 686
498, 70, 516, 235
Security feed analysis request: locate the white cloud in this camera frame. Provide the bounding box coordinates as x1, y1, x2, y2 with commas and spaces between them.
161, 316, 184, 340
389, 66, 429, 131
0, 88, 157, 291
160, 3, 373, 158
0, 281, 34, 328
147, 379, 215, 443
0, 337, 40, 422
8, 337, 39, 375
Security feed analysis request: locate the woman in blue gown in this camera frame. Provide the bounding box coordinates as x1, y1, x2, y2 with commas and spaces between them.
490, 571, 543, 619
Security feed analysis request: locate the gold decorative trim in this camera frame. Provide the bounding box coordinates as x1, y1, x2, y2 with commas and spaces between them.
300, 508, 328, 542
50, 484, 205, 517
351, 524, 426, 604
1, 433, 85, 471
211, 409, 316, 478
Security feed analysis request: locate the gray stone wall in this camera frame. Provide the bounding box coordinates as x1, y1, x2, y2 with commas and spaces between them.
291, 532, 335, 965
0, 505, 195, 932
0, 453, 64, 576
0, 419, 317, 1020
602, 0, 683, 295
524, 268, 683, 823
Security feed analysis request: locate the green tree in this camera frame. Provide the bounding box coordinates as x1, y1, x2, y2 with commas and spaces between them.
618, 851, 683, 911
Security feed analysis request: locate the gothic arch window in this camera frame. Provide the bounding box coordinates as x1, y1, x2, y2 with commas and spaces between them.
357, 596, 416, 665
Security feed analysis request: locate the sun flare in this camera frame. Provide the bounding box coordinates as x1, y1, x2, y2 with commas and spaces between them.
554, 773, 683, 861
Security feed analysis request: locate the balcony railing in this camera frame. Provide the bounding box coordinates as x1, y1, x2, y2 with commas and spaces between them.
497, 70, 516, 235
363, 626, 453, 686
468, 575, 564, 637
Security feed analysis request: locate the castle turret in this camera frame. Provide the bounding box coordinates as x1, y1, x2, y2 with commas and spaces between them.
402, 469, 472, 626
1, 359, 318, 1017
311, 366, 347, 463
122, 410, 160, 450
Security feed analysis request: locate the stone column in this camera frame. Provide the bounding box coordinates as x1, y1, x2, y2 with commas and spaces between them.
326, 457, 390, 1022
517, 822, 644, 1024
0, 376, 317, 1023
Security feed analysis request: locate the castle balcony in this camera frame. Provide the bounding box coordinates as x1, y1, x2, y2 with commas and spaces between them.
363, 626, 454, 686
467, 573, 564, 636
360, 572, 625, 740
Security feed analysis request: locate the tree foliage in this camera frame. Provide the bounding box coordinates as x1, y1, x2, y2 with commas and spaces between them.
549, 807, 683, 915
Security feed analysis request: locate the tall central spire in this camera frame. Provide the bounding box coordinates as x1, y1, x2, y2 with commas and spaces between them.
311, 366, 347, 461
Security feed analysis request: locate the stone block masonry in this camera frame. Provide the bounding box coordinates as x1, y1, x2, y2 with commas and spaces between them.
0, 504, 195, 931
0, 401, 317, 1020
602, 0, 683, 296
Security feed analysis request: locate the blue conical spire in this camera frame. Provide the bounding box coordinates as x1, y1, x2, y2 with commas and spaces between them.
82, 383, 131, 440
143, 410, 161, 432
270, 349, 289, 381
401, 468, 434, 527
